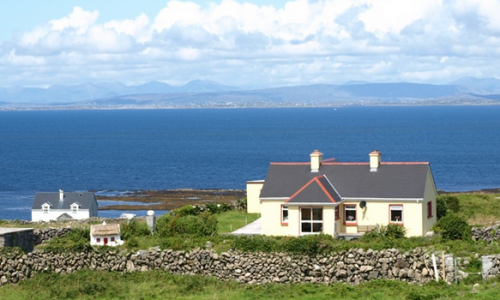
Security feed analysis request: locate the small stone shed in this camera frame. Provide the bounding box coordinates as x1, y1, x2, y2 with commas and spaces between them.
0, 228, 34, 252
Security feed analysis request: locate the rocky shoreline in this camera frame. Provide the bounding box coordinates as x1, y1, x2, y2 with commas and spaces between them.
97, 189, 245, 211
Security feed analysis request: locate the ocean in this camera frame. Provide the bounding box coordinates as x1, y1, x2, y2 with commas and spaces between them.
1, 106, 499, 220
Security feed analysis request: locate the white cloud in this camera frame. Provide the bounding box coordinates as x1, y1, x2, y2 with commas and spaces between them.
2, 0, 500, 87
50, 6, 99, 34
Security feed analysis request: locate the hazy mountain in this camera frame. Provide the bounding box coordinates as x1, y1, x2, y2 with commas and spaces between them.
449, 77, 500, 93
1, 80, 499, 108
0, 80, 238, 103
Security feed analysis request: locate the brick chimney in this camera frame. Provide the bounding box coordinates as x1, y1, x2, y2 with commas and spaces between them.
310, 150, 323, 173
369, 150, 381, 172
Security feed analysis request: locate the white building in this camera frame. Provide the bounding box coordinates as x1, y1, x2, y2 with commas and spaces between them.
90, 222, 123, 246
31, 190, 98, 222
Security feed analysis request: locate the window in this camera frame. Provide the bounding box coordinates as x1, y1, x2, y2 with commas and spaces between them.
96, 238, 100, 243
281, 205, 289, 224
71, 205, 78, 213
300, 208, 323, 233
42, 204, 49, 213
111, 237, 115, 242
344, 204, 356, 224
335, 206, 340, 220
427, 201, 433, 218
390, 205, 403, 223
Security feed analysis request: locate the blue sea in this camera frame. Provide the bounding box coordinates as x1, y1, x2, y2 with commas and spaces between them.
1, 106, 499, 220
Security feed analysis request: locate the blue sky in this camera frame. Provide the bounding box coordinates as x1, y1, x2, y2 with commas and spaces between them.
1, 0, 500, 88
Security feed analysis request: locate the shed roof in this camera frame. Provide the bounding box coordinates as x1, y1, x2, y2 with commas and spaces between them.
91, 223, 120, 236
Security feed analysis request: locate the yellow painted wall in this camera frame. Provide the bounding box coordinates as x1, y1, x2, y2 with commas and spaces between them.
422, 169, 437, 234
342, 201, 424, 237
260, 200, 291, 236
246, 181, 264, 213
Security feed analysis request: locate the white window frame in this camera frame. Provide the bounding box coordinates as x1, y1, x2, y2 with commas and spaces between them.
42, 204, 50, 213
344, 204, 357, 224
300, 207, 323, 234
390, 205, 403, 224
281, 205, 289, 224
71, 204, 79, 214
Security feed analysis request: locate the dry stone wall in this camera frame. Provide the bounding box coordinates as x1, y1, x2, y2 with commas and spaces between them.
472, 225, 500, 243
0, 247, 461, 286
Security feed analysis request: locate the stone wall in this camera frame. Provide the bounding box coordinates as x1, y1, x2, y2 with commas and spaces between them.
33, 228, 73, 245
472, 226, 500, 243
0, 229, 34, 253
0, 247, 462, 286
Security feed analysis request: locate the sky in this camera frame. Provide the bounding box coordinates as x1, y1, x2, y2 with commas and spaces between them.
1, 0, 500, 88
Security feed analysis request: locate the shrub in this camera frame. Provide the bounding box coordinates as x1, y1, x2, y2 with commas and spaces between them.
43, 228, 92, 252
206, 203, 232, 214
382, 224, 407, 239
175, 205, 199, 217
121, 220, 151, 240
156, 212, 218, 237
436, 195, 460, 220
433, 213, 471, 240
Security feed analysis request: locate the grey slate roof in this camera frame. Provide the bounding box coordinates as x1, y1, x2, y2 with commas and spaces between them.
260, 162, 431, 200
287, 175, 341, 204
32, 192, 97, 210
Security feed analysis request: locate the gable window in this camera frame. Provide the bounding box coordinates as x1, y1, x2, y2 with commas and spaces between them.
344, 204, 357, 224
42, 204, 50, 213
71, 205, 78, 214
300, 208, 323, 233
427, 201, 433, 218
390, 205, 403, 223
281, 205, 289, 224
335, 206, 340, 220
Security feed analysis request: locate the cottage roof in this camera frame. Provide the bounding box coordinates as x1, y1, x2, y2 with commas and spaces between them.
32, 192, 97, 210
261, 162, 431, 200
287, 175, 341, 204
91, 223, 120, 236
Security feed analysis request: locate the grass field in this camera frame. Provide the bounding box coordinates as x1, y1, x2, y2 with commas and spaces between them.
0, 270, 499, 300
216, 211, 260, 233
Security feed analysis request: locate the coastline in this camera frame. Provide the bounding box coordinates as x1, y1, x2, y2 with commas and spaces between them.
96, 189, 245, 211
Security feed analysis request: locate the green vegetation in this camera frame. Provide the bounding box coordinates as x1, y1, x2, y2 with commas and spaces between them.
39, 228, 92, 253
434, 213, 471, 241
1, 270, 500, 300
217, 210, 259, 233
437, 193, 500, 226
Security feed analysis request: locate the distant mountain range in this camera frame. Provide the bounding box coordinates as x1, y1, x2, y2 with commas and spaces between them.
1, 77, 500, 109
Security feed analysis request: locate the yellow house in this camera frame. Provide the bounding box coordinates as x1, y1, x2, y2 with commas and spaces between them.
246, 150, 437, 237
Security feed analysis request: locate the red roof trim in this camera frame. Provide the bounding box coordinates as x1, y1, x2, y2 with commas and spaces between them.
316, 178, 336, 203
286, 175, 336, 203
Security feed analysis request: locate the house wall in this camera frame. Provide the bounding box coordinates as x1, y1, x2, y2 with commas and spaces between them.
32, 209, 90, 222
261, 200, 290, 236
246, 180, 264, 213
421, 169, 437, 234
342, 201, 424, 237
90, 234, 122, 246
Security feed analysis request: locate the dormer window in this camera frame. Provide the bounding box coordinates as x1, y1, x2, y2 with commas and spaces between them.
71, 203, 79, 214
42, 203, 50, 213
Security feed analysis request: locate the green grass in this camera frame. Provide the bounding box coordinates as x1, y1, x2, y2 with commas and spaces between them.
1, 270, 500, 300
216, 211, 259, 233
452, 193, 500, 226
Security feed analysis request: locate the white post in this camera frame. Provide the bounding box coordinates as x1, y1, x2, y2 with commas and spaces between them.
432, 254, 439, 282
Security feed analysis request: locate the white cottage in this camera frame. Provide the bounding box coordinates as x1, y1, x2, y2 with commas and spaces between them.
31, 190, 98, 222
90, 222, 123, 246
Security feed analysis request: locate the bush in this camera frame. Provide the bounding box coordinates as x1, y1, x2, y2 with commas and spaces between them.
43, 228, 92, 252
434, 213, 471, 240
436, 195, 460, 220
121, 220, 151, 240
156, 212, 218, 237
381, 224, 407, 239
175, 205, 199, 217
206, 203, 232, 214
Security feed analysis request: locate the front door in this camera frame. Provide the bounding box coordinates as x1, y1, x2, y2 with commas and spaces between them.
104, 238, 108, 245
